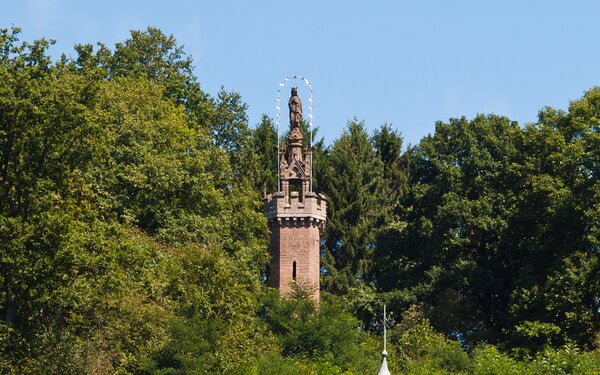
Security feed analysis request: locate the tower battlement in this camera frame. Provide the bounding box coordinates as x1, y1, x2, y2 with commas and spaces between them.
263, 191, 327, 225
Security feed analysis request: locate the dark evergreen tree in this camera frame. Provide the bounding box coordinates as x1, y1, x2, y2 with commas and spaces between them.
375, 114, 524, 345
321, 120, 391, 294
372, 123, 408, 202
252, 115, 279, 194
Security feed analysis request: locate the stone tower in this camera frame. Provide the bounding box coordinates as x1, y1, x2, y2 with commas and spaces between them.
263, 87, 327, 303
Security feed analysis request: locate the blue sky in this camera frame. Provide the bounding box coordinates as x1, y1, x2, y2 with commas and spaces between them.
2, 0, 600, 146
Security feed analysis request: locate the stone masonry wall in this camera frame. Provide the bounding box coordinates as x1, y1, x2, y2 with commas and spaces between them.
268, 219, 321, 302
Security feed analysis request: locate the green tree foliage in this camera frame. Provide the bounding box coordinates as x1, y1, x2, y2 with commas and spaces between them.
506, 90, 600, 354
389, 305, 472, 374
384, 305, 600, 374
109, 27, 194, 101
252, 115, 279, 194
2, 24, 600, 374
72, 26, 255, 182
138, 245, 273, 374
0, 37, 182, 367
0, 26, 268, 373
377, 114, 524, 344
321, 120, 392, 294
372, 123, 408, 202
209, 88, 259, 182
376, 100, 600, 353
259, 290, 381, 374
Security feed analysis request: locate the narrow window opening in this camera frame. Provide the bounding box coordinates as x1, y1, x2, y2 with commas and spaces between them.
292, 261, 297, 280
262, 265, 270, 284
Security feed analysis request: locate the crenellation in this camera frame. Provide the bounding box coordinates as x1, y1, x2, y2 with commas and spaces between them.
264, 193, 327, 221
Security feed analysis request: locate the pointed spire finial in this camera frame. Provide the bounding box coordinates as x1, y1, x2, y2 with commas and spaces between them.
378, 304, 391, 375
383, 304, 387, 353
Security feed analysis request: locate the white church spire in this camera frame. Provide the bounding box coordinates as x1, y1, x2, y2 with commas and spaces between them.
378, 305, 391, 375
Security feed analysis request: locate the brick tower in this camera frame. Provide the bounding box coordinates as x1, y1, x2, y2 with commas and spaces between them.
263, 87, 327, 303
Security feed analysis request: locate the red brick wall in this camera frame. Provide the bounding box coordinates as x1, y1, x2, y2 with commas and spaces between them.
268, 220, 321, 303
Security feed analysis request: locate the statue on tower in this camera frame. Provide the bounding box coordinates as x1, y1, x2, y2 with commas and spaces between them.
288, 87, 303, 131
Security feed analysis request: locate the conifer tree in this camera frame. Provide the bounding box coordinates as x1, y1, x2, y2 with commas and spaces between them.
321, 120, 391, 293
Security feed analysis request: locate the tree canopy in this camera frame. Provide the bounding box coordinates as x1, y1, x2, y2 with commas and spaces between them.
1, 26, 599, 374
